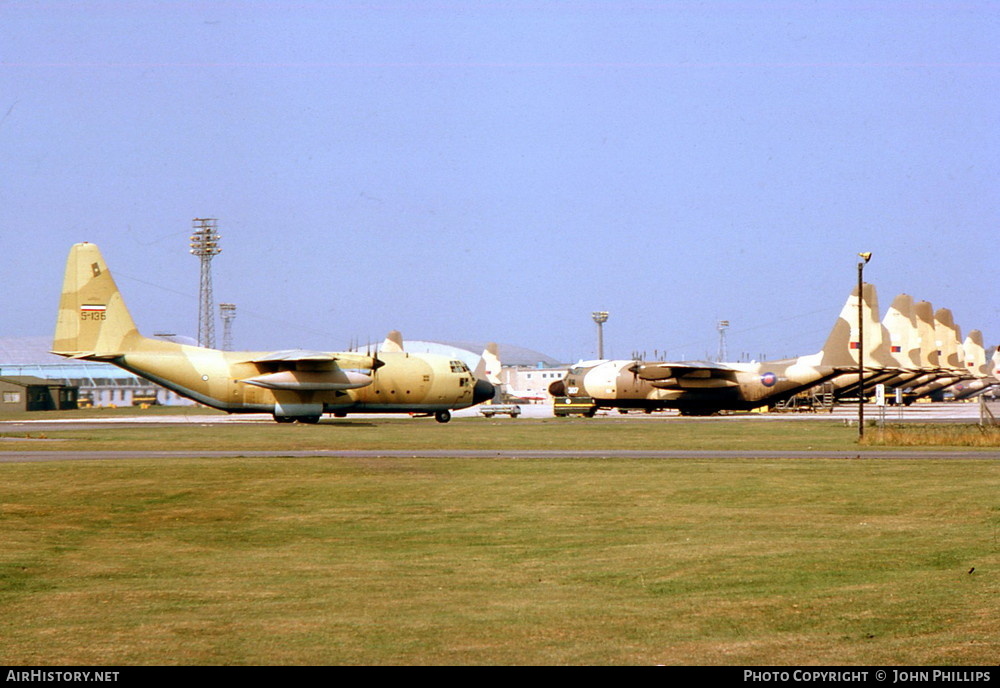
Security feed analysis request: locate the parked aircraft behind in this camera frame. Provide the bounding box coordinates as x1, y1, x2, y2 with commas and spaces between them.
473, 342, 546, 403
826, 284, 901, 400
948, 331, 997, 400
549, 286, 870, 415
905, 308, 972, 400
52, 243, 494, 423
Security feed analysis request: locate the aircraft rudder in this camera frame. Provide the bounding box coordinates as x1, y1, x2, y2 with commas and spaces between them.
818, 285, 861, 367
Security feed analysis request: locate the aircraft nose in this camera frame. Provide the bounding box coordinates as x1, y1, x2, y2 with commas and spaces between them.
472, 379, 495, 405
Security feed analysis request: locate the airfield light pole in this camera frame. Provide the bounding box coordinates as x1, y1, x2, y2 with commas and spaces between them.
717, 320, 730, 362
220, 303, 236, 351
592, 311, 609, 360
190, 219, 221, 349
857, 252, 872, 440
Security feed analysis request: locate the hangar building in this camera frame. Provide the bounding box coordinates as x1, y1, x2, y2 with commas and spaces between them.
0, 336, 193, 407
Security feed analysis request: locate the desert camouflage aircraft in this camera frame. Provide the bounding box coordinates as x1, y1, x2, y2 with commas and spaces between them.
878, 294, 932, 391
52, 243, 494, 423
548, 286, 870, 415
905, 308, 972, 400
948, 331, 998, 400
865, 296, 997, 403
472, 342, 546, 403
826, 284, 902, 400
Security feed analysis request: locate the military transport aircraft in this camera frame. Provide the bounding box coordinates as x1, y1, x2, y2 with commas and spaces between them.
473, 342, 546, 403
948, 331, 998, 400
548, 286, 871, 415
52, 243, 494, 423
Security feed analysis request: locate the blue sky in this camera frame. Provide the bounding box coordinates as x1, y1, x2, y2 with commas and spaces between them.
2, 1, 997, 363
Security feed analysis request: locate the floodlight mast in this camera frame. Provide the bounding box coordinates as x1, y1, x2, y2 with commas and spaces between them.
592, 311, 609, 360
220, 303, 236, 351
190, 218, 221, 349
717, 320, 730, 362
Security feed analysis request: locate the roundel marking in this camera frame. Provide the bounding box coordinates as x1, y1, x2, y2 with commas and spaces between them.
760, 372, 778, 387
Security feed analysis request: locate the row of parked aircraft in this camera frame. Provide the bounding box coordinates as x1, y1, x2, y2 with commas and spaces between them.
549, 285, 999, 415
52, 242, 996, 423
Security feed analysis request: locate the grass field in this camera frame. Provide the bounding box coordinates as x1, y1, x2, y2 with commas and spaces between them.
1, 416, 998, 665
4, 412, 999, 452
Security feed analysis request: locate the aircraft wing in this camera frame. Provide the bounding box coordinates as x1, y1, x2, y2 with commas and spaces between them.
250, 350, 340, 363
631, 360, 741, 388
633, 360, 738, 380
246, 350, 381, 371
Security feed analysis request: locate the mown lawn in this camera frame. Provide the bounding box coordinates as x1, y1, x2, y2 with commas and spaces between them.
1, 455, 997, 665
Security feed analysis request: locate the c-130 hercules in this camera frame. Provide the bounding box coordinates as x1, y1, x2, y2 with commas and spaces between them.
549, 286, 870, 416
52, 243, 494, 423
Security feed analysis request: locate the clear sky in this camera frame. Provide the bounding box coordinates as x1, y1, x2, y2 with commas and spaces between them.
2, 1, 997, 363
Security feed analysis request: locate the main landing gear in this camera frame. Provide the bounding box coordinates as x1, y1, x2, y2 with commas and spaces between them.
273, 415, 321, 424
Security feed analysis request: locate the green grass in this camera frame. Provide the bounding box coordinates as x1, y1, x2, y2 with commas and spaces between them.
4, 414, 1000, 452
0, 415, 892, 452
1, 455, 998, 665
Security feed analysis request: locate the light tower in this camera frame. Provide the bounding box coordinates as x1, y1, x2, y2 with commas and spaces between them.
857, 251, 872, 439
219, 303, 236, 351
592, 311, 609, 359
717, 320, 730, 362
190, 218, 221, 348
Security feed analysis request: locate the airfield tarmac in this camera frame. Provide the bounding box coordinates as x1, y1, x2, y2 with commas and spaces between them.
1, 401, 997, 463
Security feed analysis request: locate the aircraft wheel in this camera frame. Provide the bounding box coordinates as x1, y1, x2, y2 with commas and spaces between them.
298, 416, 321, 424
434, 410, 452, 423
273, 415, 295, 423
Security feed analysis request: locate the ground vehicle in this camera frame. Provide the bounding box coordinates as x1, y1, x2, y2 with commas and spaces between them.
552, 396, 596, 417
479, 404, 521, 418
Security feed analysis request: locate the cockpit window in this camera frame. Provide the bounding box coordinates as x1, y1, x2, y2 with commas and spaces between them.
568, 367, 585, 376
449, 361, 470, 374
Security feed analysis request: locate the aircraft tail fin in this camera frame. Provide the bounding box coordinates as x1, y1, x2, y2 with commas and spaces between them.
52, 242, 142, 358
933, 308, 962, 370
380, 330, 404, 353
963, 330, 987, 376
818, 283, 881, 368
474, 342, 503, 385
883, 294, 920, 368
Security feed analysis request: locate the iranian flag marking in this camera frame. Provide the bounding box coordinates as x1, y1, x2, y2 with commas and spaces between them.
80, 304, 107, 312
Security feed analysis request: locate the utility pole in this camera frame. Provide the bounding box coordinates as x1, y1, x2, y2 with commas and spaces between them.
857, 252, 872, 440
190, 218, 221, 349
